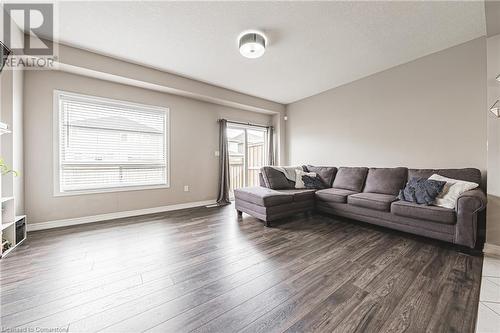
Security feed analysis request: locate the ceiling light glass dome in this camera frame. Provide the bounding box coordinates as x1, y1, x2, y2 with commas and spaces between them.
238, 31, 267, 59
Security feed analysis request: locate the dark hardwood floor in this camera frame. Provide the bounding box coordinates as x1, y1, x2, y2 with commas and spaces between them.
0, 204, 483, 333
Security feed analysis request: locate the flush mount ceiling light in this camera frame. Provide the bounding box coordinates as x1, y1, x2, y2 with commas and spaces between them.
238, 30, 267, 59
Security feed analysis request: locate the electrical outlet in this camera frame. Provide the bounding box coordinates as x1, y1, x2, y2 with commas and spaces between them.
184, 185, 189, 192
215, 150, 220, 157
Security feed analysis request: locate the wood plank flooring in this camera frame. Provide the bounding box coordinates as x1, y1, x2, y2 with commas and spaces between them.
0, 204, 483, 333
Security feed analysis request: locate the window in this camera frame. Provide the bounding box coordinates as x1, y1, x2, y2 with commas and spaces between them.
54, 91, 169, 195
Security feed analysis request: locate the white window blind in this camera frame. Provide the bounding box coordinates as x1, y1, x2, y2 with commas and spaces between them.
55, 91, 169, 194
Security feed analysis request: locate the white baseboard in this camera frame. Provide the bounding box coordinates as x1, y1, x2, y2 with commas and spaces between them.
484, 243, 500, 257
27, 199, 217, 232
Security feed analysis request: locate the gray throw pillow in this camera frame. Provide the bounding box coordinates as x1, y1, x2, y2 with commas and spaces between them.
398, 177, 446, 205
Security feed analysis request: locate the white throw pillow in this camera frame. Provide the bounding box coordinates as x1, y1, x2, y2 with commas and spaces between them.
428, 174, 479, 209
295, 169, 317, 189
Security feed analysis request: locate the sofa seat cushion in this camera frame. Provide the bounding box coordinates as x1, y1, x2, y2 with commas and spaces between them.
391, 200, 456, 224
234, 186, 293, 207
348, 193, 397, 211
277, 189, 317, 202
315, 188, 358, 203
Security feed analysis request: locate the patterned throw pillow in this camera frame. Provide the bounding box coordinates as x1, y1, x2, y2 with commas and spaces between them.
398, 177, 446, 205
303, 165, 337, 187
302, 175, 329, 189
295, 170, 317, 188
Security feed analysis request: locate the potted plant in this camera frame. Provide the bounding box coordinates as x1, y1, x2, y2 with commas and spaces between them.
0, 158, 17, 176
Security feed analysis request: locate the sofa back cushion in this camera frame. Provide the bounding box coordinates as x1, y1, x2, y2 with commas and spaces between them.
363, 167, 408, 195
303, 165, 337, 187
332, 167, 368, 192
408, 168, 481, 185
260, 166, 295, 189
440, 169, 481, 184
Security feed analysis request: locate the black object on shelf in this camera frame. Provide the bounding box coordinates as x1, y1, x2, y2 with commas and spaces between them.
0, 41, 11, 73
15, 218, 25, 244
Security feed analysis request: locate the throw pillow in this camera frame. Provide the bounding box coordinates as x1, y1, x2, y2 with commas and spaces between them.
428, 174, 479, 209
303, 165, 337, 187
295, 169, 317, 189
302, 175, 329, 189
398, 177, 446, 205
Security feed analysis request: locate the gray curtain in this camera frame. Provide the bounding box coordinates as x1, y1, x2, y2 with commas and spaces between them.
217, 119, 231, 205
267, 126, 275, 166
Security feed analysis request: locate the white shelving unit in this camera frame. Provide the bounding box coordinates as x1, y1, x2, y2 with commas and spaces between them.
0, 120, 26, 258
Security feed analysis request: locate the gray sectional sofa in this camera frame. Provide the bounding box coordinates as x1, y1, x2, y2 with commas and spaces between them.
234, 166, 487, 249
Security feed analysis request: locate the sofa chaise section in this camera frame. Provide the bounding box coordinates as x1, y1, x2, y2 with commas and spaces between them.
234, 186, 315, 226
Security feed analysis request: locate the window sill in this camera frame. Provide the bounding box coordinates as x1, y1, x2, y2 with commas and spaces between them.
53, 183, 170, 197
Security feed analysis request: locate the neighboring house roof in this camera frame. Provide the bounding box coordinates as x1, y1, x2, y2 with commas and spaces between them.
229, 132, 264, 143
69, 116, 162, 133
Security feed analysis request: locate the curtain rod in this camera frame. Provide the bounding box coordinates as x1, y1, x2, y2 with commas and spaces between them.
218, 119, 271, 129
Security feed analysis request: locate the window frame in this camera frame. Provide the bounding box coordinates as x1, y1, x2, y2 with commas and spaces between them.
53, 90, 170, 197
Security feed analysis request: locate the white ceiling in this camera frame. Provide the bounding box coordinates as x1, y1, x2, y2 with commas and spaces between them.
49, 1, 485, 104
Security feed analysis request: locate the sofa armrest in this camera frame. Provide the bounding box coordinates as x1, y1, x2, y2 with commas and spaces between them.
454, 189, 487, 248
457, 189, 487, 213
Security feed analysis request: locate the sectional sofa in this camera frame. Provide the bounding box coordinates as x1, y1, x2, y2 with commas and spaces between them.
234, 166, 487, 249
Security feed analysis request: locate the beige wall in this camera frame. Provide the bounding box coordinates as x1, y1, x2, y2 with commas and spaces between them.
487, 34, 500, 247
272, 113, 286, 165
24, 70, 272, 224
286, 38, 487, 177
486, 0, 500, 37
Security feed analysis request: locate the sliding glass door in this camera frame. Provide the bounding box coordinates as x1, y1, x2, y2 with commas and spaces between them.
227, 124, 267, 195
227, 127, 246, 192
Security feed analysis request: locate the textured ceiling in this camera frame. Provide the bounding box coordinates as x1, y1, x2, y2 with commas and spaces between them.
43, 1, 486, 103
